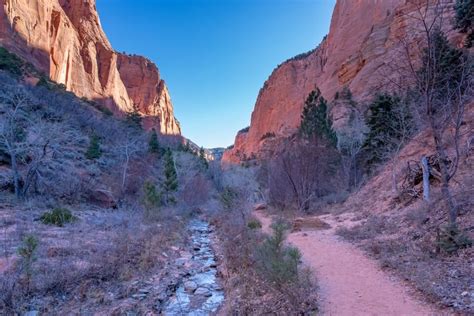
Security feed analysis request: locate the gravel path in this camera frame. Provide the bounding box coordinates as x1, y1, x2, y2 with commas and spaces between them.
255, 211, 446, 316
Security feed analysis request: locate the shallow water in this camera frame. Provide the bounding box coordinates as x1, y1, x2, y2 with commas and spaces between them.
163, 219, 224, 315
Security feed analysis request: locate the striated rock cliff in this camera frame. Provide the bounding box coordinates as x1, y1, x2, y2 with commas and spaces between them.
223, 0, 462, 163
0, 0, 181, 135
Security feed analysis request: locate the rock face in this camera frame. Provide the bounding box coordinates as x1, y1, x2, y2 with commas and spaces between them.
223, 0, 462, 163
0, 0, 180, 135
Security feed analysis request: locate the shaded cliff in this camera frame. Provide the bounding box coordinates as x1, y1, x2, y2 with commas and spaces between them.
0, 0, 181, 135
223, 0, 463, 163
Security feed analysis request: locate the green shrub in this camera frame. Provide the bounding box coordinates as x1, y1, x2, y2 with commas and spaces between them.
126, 108, 142, 129
0, 47, 23, 76
437, 224, 472, 254
247, 219, 262, 230
260, 132, 276, 140
40, 207, 77, 227
143, 181, 161, 219
96, 105, 113, 116
220, 186, 237, 210
17, 234, 38, 290
85, 135, 102, 160
256, 219, 302, 286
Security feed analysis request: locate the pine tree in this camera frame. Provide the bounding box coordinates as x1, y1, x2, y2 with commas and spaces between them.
142, 181, 161, 218
148, 129, 161, 154
85, 135, 101, 160
199, 147, 208, 169
362, 94, 412, 167
184, 140, 191, 153
419, 29, 467, 98
126, 105, 142, 129
162, 149, 178, 204
454, 0, 473, 47
300, 88, 337, 146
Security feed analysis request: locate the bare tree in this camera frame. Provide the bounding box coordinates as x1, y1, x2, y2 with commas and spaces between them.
336, 108, 367, 189
116, 132, 143, 193
392, 0, 473, 225
267, 138, 341, 213
0, 87, 31, 198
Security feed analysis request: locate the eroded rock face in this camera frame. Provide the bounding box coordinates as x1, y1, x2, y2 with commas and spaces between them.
0, 0, 180, 135
223, 0, 462, 163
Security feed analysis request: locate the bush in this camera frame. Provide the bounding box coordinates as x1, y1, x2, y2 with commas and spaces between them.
436, 224, 472, 254
40, 207, 77, 227
17, 234, 38, 291
256, 220, 301, 286
260, 132, 276, 140
0, 47, 23, 76
238, 126, 250, 134
142, 181, 161, 219
85, 135, 102, 160
220, 186, 237, 210
125, 108, 142, 129
247, 219, 262, 230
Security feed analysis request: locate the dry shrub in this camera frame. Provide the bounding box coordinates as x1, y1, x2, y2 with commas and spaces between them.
216, 212, 318, 314
181, 173, 211, 209
336, 215, 398, 241
263, 137, 343, 213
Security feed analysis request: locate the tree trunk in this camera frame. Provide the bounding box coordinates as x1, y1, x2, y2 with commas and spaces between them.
10, 151, 20, 199
432, 130, 457, 225
421, 156, 430, 202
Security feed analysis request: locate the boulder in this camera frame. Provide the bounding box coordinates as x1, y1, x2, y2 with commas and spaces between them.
184, 281, 198, 293
87, 189, 117, 209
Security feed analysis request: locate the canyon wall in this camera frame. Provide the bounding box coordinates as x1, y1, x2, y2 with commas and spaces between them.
0, 0, 181, 135
223, 0, 463, 163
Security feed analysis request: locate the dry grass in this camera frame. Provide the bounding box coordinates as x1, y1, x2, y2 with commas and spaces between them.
0, 204, 187, 314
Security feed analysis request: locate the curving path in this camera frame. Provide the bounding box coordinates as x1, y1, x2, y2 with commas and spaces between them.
254, 211, 447, 316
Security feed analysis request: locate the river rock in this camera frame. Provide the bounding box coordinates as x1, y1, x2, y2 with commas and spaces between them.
194, 287, 212, 297
184, 281, 198, 293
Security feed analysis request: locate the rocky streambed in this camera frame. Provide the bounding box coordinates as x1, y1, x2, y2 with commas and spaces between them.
163, 219, 225, 315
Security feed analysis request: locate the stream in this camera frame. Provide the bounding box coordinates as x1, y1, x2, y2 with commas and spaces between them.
163, 219, 225, 315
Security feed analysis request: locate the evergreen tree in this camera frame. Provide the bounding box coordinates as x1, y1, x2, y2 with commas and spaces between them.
454, 0, 473, 47
162, 149, 178, 204
362, 94, 412, 167
300, 88, 337, 146
85, 135, 101, 159
199, 147, 209, 169
419, 29, 467, 100
184, 140, 191, 153
148, 129, 161, 154
143, 181, 161, 218
126, 105, 142, 129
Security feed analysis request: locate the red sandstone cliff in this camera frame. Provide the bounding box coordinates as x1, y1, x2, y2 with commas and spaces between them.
223, 0, 463, 163
0, 0, 181, 135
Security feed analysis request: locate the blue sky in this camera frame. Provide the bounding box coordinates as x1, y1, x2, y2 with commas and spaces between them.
97, 0, 335, 148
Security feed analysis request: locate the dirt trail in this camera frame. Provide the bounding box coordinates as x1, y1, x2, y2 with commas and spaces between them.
254, 211, 446, 316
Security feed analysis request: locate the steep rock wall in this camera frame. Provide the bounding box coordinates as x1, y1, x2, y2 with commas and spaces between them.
0, 0, 181, 135
223, 0, 462, 163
